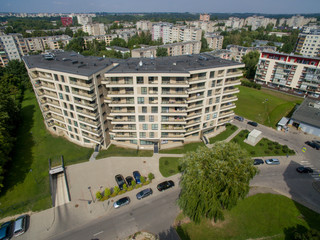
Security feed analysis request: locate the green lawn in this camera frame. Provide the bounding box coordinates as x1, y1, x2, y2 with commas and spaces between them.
96, 144, 153, 159
159, 141, 205, 154
235, 86, 303, 128
232, 130, 295, 157
209, 124, 238, 144
0, 90, 93, 218
176, 193, 320, 240
159, 157, 181, 177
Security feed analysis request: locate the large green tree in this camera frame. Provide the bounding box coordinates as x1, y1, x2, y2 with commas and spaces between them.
156, 47, 168, 57
178, 142, 257, 223
242, 50, 260, 79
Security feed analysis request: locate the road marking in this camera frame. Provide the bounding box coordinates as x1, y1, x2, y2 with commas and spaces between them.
302, 147, 306, 153
300, 160, 309, 163
93, 231, 104, 236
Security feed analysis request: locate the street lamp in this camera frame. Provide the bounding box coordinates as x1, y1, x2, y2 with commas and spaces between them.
88, 186, 94, 203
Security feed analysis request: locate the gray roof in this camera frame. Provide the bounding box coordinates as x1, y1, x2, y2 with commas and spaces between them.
107, 53, 243, 74
23, 51, 120, 77
291, 98, 320, 128
23, 51, 243, 76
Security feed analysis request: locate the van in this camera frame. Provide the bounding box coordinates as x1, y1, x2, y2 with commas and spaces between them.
13, 215, 27, 237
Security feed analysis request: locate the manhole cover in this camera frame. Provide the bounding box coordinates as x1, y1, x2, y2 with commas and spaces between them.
75, 204, 79, 208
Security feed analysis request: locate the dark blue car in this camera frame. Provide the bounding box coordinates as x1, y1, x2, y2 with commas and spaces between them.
133, 171, 141, 184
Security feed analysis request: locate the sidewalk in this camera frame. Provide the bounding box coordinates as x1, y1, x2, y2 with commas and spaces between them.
22, 154, 181, 240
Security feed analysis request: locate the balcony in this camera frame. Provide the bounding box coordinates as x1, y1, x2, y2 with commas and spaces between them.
110, 108, 135, 114
80, 124, 100, 133
161, 134, 185, 139
76, 108, 98, 118
161, 118, 186, 123
43, 90, 58, 99
187, 86, 205, 93
226, 69, 242, 76
110, 100, 134, 105
217, 117, 232, 125
220, 103, 236, 110
38, 72, 53, 80
70, 79, 94, 89
162, 90, 187, 96
72, 90, 95, 99
187, 94, 205, 102
112, 117, 136, 123
113, 126, 136, 131
221, 96, 237, 103
41, 82, 56, 90
108, 90, 134, 95
161, 125, 185, 130
185, 126, 200, 133
47, 121, 66, 129
219, 111, 234, 118
78, 117, 99, 126
161, 108, 187, 115
186, 111, 202, 119
104, 78, 134, 85
186, 118, 201, 126
223, 88, 239, 95
114, 133, 137, 139
74, 100, 97, 109
224, 80, 240, 86
82, 132, 102, 142
46, 113, 64, 122
187, 103, 203, 110
162, 80, 188, 86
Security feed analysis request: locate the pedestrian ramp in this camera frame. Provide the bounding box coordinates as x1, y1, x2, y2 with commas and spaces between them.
49, 157, 71, 207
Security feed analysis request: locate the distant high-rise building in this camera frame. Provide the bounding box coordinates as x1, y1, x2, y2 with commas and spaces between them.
200, 14, 210, 22
295, 32, 320, 57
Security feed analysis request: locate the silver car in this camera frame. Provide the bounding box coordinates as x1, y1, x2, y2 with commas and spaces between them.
265, 158, 280, 165
136, 188, 153, 200
113, 197, 130, 209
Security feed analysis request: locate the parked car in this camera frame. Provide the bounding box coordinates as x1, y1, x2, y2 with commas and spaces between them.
296, 167, 313, 173
312, 141, 320, 150
157, 180, 175, 192
125, 176, 134, 186
305, 141, 319, 150
133, 171, 141, 184
265, 158, 280, 165
234, 116, 244, 122
247, 121, 258, 127
0, 221, 13, 240
253, 159, 264, 165
113, 197, 130, 209
13, 215, 28, 237
136, 188, 153, 200
115, 174, 126, 190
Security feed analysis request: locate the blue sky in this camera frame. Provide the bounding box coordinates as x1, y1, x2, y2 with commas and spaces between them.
1, 0, 320, 14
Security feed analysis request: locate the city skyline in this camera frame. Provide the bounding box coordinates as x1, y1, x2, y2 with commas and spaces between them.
1, 0, 320, 14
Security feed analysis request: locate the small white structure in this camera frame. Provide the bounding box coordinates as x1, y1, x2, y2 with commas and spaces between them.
246, 129, 262, 146
277, 117, 289, 131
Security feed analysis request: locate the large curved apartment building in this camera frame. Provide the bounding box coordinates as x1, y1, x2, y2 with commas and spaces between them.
23, 51, 243, 150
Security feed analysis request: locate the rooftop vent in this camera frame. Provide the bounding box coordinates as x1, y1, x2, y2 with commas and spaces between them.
139, 61, 143, 67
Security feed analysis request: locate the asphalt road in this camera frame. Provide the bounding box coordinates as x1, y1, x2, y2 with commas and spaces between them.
49, 187, 180, 240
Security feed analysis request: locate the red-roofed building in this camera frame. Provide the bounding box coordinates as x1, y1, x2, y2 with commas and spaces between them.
61, 17, 73, 27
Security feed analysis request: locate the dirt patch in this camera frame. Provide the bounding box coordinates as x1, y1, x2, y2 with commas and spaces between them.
173, 215, 191, 227
210, 218, 229, 228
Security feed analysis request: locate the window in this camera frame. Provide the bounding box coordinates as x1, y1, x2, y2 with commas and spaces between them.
151, 106, 158, 113
141, 87, 147, 94
142, 107, 147, 113
138, 97, 144, 104
211, 81, 215, 87
64, 110, 68, 116
149, 115, 154, 122
68, 126, 72, 131
206, 114, 210, 120
74, 121, 78, 127
140, 132, 146, 138
215, 97, 220, 103
69, 104, 74, 111
139, 116, 145, 122
61, 75, 65, 82
210, 71, 215, 78
70, 112, 74, 118
64, 102, 67, 108
59, 93, 63, 100
54, 74, 58, 81
150, 132, 154, 138
205, 107, 209, 113
74, 128, 78, 134
68, 119, 72, 124
143, 124, 148, 130
59, 84, 63, 91
151, 124, 158, 130
209, 98, 213, 104
65, 86, 70, 93
66, 95, 70, 101
212, 112, 217, 119
130, 140, 137, 144
70, 134, 74, 138
137, 77, 144, 84
207, 90, 212, 96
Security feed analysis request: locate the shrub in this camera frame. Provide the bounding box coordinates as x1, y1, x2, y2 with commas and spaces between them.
274, 150, 279, 155
268, 146, 273, 150
164, 160, 169, 165
250, 151, 255, 155
259, 142, 264, 146
113, 186, 120, 195
104, 188, 111, 197
132, 180, 136, 187
135, 184, 142, 189
282, 148, 288, 153
140, 176, 146, 184
231, 126, 236, 130
264, 150, 270, 154
289, 150, 295, 154
127, 186, 133, 191
96, 191, 102, 201
267, 142, 273, 146
123, 184, 128, 191
148, 173, 155, 181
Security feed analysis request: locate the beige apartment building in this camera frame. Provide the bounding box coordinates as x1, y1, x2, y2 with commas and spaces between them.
254, 52, 320, 97
131, 41, 201, 58
23, 51, 243, 150
295, 32, 320, 57
205, 34, 224, 50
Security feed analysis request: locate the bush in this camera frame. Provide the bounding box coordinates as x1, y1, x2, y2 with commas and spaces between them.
132, 180, 136, 187
267, 142, 273, 146
241, 80, 261, 90
113, 186, 120, 195
282, 148, 288, 153
259, 142, 264, 146
289, 150, 295, 154
148, 173, 155, 181
96, 191, 102, 201
140, 176, 146, 184
104, 188, 111, 197
123, 184, 128, 191
127, 186, 133, 191
135, 184, 142, 189
231, 126, 236, 130
275, 145, 281, 149
268, 146, 273, 150
250, 151, 255, 155
274, 150, 279, 154
264, 150, 270, 154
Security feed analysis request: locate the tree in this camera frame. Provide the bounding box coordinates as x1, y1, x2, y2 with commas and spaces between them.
96, 191, 102, 200
113, 186, 120, 195
148, 173, 155, 181
156, 47, 168, 57
140, 176, 146, 184
110, 38, 127, 48
178, 142, 257, 223
242, 50, 260, 80
104, 187, 111, 197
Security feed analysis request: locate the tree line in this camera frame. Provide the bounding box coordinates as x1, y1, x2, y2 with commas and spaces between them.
0, 60, 30, 192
